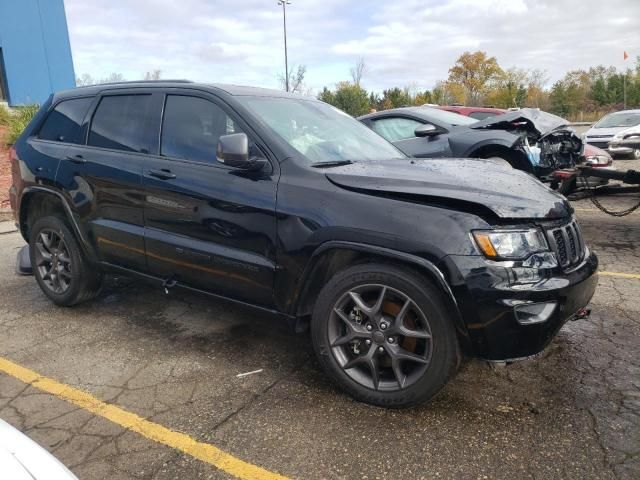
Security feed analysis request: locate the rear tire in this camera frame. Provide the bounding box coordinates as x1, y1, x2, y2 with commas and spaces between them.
311, 263, 460, 407
29, 216, 103, 306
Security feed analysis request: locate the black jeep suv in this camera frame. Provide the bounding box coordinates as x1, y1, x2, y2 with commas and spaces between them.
9, 81, 598, 407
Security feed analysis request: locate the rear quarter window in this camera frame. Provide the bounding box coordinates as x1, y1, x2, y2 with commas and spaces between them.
38, 97, 93, 144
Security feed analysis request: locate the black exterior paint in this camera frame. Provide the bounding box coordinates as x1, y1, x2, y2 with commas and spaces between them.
10, 81, 597, 361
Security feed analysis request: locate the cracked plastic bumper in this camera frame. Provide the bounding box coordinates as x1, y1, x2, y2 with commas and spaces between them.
441, 251, 598, 360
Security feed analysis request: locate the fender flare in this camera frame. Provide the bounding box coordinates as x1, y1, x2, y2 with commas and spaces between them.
294, 241, 471, 347
463, 138, 518, 158
464, 139, 533, 173
19, 187, 95, 257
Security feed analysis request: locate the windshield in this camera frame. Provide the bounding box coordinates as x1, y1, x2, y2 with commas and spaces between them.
237, 96, 405, 164
595, 112, 640, 129
419, 107, 478, 126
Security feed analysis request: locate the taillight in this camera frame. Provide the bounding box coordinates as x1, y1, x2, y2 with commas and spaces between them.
552, 169, 576, 179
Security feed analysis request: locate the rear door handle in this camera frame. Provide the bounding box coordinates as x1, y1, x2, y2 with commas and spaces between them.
148, 169, 176, 180
66, 154, 86, 164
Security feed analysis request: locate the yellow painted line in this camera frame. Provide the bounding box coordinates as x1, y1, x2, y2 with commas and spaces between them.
600, 271, 640, 280
573, 208, 599, 213
0, 357, 289, 480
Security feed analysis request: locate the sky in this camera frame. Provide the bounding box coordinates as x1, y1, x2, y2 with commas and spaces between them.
64, 0, 639, 94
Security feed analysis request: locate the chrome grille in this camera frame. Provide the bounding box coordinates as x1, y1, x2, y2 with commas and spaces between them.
546, 219, 585, 269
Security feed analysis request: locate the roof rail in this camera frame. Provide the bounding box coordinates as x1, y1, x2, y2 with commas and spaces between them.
75, 79, 193, 88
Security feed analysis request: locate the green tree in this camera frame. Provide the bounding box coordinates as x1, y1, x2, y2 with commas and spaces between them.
486, 68, 528, 108
369, 91, 381, 110
413, 90, 433, 105
380, 87, 411, 108
318, 87, 335, 105
318, 82, 370, 117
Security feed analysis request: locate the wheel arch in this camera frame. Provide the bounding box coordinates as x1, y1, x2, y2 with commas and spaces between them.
292, 241, 472, 351
19, 187, 94, 257
468, 142, 533, 173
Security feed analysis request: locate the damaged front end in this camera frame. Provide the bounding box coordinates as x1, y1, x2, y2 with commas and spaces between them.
472, 108, 583, 175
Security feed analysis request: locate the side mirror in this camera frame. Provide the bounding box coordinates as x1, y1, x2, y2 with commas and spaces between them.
414, 124, 440, 137
216, 133, 266, 171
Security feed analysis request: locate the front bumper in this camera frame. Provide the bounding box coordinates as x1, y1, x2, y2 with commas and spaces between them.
607, 143, 634, 155
441, 251, 598, 361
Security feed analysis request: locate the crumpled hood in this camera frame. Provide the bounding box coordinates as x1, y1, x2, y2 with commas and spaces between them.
471, 108, 574, 138
325, 158, 571, 219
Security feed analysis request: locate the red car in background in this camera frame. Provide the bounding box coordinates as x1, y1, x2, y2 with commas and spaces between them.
437, 105, 507, 120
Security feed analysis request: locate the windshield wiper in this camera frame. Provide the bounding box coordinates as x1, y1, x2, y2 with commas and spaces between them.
311, 160, 354, 168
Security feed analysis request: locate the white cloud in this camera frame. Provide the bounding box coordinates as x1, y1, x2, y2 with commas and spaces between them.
64, 0, 640, 94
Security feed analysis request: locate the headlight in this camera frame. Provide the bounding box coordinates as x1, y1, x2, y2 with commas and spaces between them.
473, 228, 549, 260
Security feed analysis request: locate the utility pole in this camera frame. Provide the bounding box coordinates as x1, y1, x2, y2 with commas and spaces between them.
278, 0, 291, 92
623, 50, 629, 109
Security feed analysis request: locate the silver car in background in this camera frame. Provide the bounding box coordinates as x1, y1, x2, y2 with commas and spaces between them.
608, 123, 640, 159
583, 109, 640, 158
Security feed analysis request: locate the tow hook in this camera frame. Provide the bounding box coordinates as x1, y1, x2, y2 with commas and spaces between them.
162, 276, 177, 294
571, 308, 591, 321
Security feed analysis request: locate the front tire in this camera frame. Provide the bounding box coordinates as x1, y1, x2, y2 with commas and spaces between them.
311, 263, 460, 407
29, 216, 103, 306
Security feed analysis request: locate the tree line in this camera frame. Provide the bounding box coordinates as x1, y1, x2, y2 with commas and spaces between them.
318, 51, 640, 121
74, 51, 640, 123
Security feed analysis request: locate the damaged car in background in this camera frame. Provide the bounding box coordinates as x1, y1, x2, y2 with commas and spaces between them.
358, 107, 584, 188
552, 143, 615, 194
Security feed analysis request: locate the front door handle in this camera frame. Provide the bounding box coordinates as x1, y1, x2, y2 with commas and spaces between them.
148, 169, 176, 180
66, 154, 86, 164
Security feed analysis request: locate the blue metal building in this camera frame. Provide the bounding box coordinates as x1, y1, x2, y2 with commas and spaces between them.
0, 0, 75, 106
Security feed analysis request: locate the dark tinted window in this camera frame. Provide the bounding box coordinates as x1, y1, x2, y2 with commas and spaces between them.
88, 95, 153, 153
161, 95, 241, 163
39, 97, 93, 144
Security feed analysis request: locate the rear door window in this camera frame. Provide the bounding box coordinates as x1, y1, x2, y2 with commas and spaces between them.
160, 95, 242, 164
88, 95, 153, 153
38, 97, 93, 144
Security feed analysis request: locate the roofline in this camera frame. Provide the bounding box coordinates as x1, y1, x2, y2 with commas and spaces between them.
74, 79, 193, 89
53, 81, 319, 102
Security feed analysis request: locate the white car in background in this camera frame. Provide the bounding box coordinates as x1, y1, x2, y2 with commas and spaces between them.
0, 419, 78, 480
583, 109, 640, 158
608, 123, 640, 159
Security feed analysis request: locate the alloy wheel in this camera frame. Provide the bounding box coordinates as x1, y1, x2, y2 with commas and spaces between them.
328, 284, 433, 391
34, 229, 73, 294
